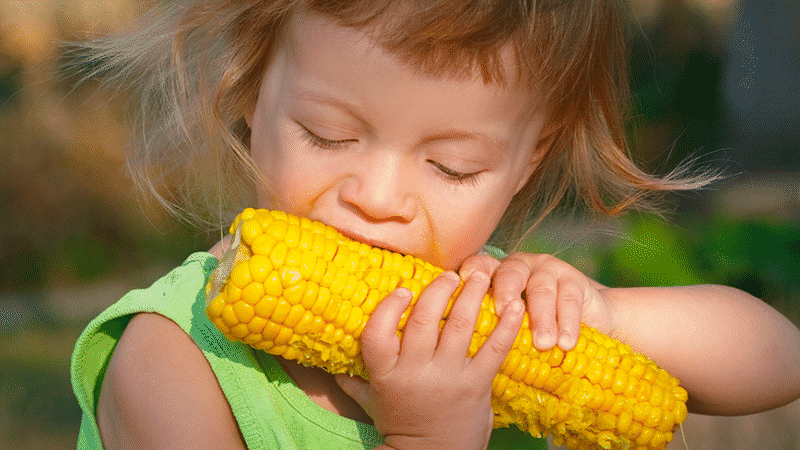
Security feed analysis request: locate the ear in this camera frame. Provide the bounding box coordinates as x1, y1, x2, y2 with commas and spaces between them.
514, 120, 558, 195
244, 101, 255, 128
515, 153, 539, 195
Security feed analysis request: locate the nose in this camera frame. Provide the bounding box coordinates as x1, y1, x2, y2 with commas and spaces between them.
338, 151, 417, 222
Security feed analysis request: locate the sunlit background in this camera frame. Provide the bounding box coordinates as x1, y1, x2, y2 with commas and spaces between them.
1, 0, 798, 448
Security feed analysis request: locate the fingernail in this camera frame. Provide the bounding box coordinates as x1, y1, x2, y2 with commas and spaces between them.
535, 330, 556, 349
394, 287, 412, 299
468, 271, 489, 283
507, 300, 524, 315
440, 271, 461, 282
557, 333, 574, 351
501, 292, 518, 307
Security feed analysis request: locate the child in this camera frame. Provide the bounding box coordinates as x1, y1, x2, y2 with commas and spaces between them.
70, 1, 800, 449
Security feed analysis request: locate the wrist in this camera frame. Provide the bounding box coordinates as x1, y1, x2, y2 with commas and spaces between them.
596, 287, 620, 338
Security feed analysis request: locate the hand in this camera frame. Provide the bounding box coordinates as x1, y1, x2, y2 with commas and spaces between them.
207, 235, 231, 259
335, 271, 524, 450
459, 252, 614, 351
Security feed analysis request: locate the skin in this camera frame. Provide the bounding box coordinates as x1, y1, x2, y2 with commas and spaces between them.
96, 9, 800, 450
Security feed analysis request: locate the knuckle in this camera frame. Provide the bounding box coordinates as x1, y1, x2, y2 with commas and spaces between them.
527, 284, 556, 298
496, 257, 528, 272
493, 264, 528, 287
359, 324, 383, 349
445, 313, 474, 334
405, 314, 435, 332
507, 251, 547, 266
459, 255, 497, 277
485, 335, 511, 357
559, 286, 585, 304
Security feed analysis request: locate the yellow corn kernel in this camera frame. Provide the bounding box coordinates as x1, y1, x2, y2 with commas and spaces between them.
251, 233, 276, 258
510, 355, 530, 383
270, 241, 288, 267
262, 321, 281, 341
248, 254, 272, 283
207, 295, 225, 319
262, 271, 282, 297
254, 295, 278, 320
242, 283, 265, 306
230, 323, 249, 339
283, 282, 306, 306
270, 300, 291, 323
300, 281, 319, 310
617, 410, 633, 434
283, 304, 306, 329
229, 262, 252, 290
611, 368, 628, 395
232, 301, 255, 323
240, 218, 262, 246
247, 315, 268, 335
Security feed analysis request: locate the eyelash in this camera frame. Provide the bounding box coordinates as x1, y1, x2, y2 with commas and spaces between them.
299, 125, 354, 150
427, 160, 481, 185
299, 124, 480, 185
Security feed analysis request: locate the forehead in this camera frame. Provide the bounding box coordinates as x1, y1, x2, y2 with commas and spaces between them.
297, 2, 527, 86
283, 10, 539, 122
284, 7, 539, 101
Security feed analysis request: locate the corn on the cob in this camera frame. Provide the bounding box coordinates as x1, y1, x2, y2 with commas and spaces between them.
206, 208, 688, 450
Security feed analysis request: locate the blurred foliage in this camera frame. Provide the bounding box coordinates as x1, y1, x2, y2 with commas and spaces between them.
626, 0, 729, 178
527, 213, 800, 320
694, 217, 800, 300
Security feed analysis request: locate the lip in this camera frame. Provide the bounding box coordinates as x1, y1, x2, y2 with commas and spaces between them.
333, 227, 407, 256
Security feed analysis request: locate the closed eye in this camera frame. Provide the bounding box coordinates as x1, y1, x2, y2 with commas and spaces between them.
299, 125, 357, 150
427, 160, 481, 185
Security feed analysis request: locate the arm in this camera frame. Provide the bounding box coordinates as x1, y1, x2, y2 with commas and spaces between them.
606, 284, 800, 415
460, 252, 800, 416
97, 313, 246, 449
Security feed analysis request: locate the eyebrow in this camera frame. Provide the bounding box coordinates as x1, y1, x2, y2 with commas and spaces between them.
291, 88, 371, 126
421, 130, 509, 155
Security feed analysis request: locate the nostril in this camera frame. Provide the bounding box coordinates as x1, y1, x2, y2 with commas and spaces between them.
337, 166, 416, 223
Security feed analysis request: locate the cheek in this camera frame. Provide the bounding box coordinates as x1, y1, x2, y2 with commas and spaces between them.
255, 152, 307, 211
253, 134, 338, 214
432, 208, 505, 270
252, 124, 297, 209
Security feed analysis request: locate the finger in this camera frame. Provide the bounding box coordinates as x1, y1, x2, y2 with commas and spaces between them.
458, 252, 500, 281
525, 270, 559, 350
399, 271, 462, 361
471, 299, 524, 378
555, 279, 584, 350
334, 373, 375, 418
359, 287, 413, 378
489, 256, 532, 312
436, 271, 491, 361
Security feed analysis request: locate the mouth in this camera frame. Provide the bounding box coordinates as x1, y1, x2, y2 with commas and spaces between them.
334, 228, 407, 256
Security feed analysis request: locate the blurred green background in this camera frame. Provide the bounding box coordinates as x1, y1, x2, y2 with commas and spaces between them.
1, 0, 798, 448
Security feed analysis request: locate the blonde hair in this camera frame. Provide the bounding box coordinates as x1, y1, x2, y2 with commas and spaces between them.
75, 0, 713, 249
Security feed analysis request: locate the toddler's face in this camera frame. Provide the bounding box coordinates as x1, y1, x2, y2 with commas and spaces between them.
247, 11, 547, 270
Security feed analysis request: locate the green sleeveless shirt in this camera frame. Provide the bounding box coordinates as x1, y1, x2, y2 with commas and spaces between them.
70, 252, 546, 449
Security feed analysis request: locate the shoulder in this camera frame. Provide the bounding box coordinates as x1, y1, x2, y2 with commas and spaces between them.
96, 312, 245, 450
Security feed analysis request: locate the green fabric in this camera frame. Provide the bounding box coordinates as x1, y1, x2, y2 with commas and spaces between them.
70, 252, 545, 450
483, 245, 508, 260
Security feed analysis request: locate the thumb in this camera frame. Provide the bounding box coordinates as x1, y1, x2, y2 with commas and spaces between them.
334, 373, 374, 416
